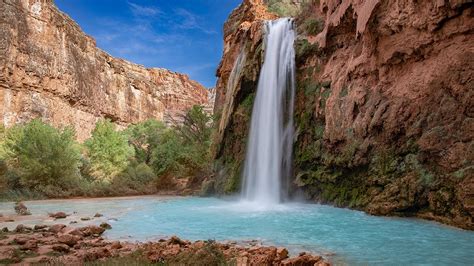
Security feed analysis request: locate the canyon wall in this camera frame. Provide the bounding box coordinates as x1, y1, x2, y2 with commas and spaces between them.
212, 0, 473, 229
0, 0, 210, 141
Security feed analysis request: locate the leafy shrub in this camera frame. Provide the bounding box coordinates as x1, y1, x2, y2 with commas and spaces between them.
2, 119, 81, 191
303, 18, 324, 35
114, 162, 156, 191
295, 39, 319, 63
151, 129, 187, 176
0, 105, 213, 200
151, 106, 213, 178
124, 119, 166, 164
267, 0, 306, 16
84, 120, 134, 182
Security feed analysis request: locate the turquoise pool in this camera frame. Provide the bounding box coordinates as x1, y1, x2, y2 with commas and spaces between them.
1, 196, 473, 265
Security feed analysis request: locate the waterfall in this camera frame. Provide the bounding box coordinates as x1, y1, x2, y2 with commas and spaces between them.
241, 18, 296, 206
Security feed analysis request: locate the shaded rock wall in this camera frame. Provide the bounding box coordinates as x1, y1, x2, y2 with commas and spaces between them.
213, 0, 474, 229
0, 0, 210, 141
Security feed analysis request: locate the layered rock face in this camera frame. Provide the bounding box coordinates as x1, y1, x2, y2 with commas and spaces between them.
0, 0, 210, 141
213, 0, 473, 229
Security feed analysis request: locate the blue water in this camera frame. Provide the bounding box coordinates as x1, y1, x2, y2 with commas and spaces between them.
1, 197, 473, 265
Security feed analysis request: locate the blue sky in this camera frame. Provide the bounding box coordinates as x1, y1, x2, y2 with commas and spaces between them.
54, 0, 242, 88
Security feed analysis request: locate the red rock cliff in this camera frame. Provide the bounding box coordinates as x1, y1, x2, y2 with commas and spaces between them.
0, 0, 210, 141
212, 0, 473, 229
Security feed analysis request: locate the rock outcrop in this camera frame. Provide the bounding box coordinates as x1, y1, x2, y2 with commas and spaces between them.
212, 0, 473, 229
0, 224, 329, 265
0, 0, 210, 141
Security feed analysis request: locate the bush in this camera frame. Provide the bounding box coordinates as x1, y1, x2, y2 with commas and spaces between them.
2, 119, 81, 191
303, 18, 324, 35
84, 120, 134, 182
114, 162, 156, 190
151, 105, 213, 178
124, 119, 166, 164
0, 105, 214, 199
151, 129, 187, 176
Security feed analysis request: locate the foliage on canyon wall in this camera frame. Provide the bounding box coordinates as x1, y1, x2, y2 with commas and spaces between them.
0, 106, 213, 200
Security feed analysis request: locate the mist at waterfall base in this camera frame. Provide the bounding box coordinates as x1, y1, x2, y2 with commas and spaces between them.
241, 18, 296, 208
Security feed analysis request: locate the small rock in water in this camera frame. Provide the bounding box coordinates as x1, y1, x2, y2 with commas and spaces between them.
70, 221, 78, 224
99, 222, 112, 230
14, 201, 31, 215
94, 213, 103, 218
2, 227, 9, 232
49, 212, 68, 219
80, 217, 91, 221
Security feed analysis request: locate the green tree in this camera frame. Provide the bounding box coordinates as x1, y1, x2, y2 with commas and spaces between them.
151, 105, 213, 177
85, 120, 134, 182
3, 119, 81, 190
151, 128, 187, 176
177, 105, 212, 144
124, 119, 165, 164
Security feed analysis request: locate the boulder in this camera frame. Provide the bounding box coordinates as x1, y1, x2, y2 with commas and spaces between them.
94, 213, 103, 218
281, 254, 323, 266
20, 240, 38, 250
110, 241, 122, 250
49, 212, 68, 219
167, 236, 186, 246
81, 247, 111, 261
14, 202, 31, 215
79, 226, 105, 237
80, 217, 91, 221
13, 237, 29, 245
49, 224, 67, 234
66, 228, 84, 237
34, 225, 48, 231
58, 234, 79, 247
99, 222, 112, 230
52, 244, 70, 253
277, 247, 289, 261
15, 224, 32, 233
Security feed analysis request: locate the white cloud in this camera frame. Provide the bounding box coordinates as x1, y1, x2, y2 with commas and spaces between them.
174, 8, 217, 35
128, 2, 161, 17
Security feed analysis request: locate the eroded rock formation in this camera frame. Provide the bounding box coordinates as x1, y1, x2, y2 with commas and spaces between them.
0, 0, 210, 141
212, 0, 474, 229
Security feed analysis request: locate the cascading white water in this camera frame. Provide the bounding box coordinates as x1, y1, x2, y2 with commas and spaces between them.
241, 18, 296, 206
